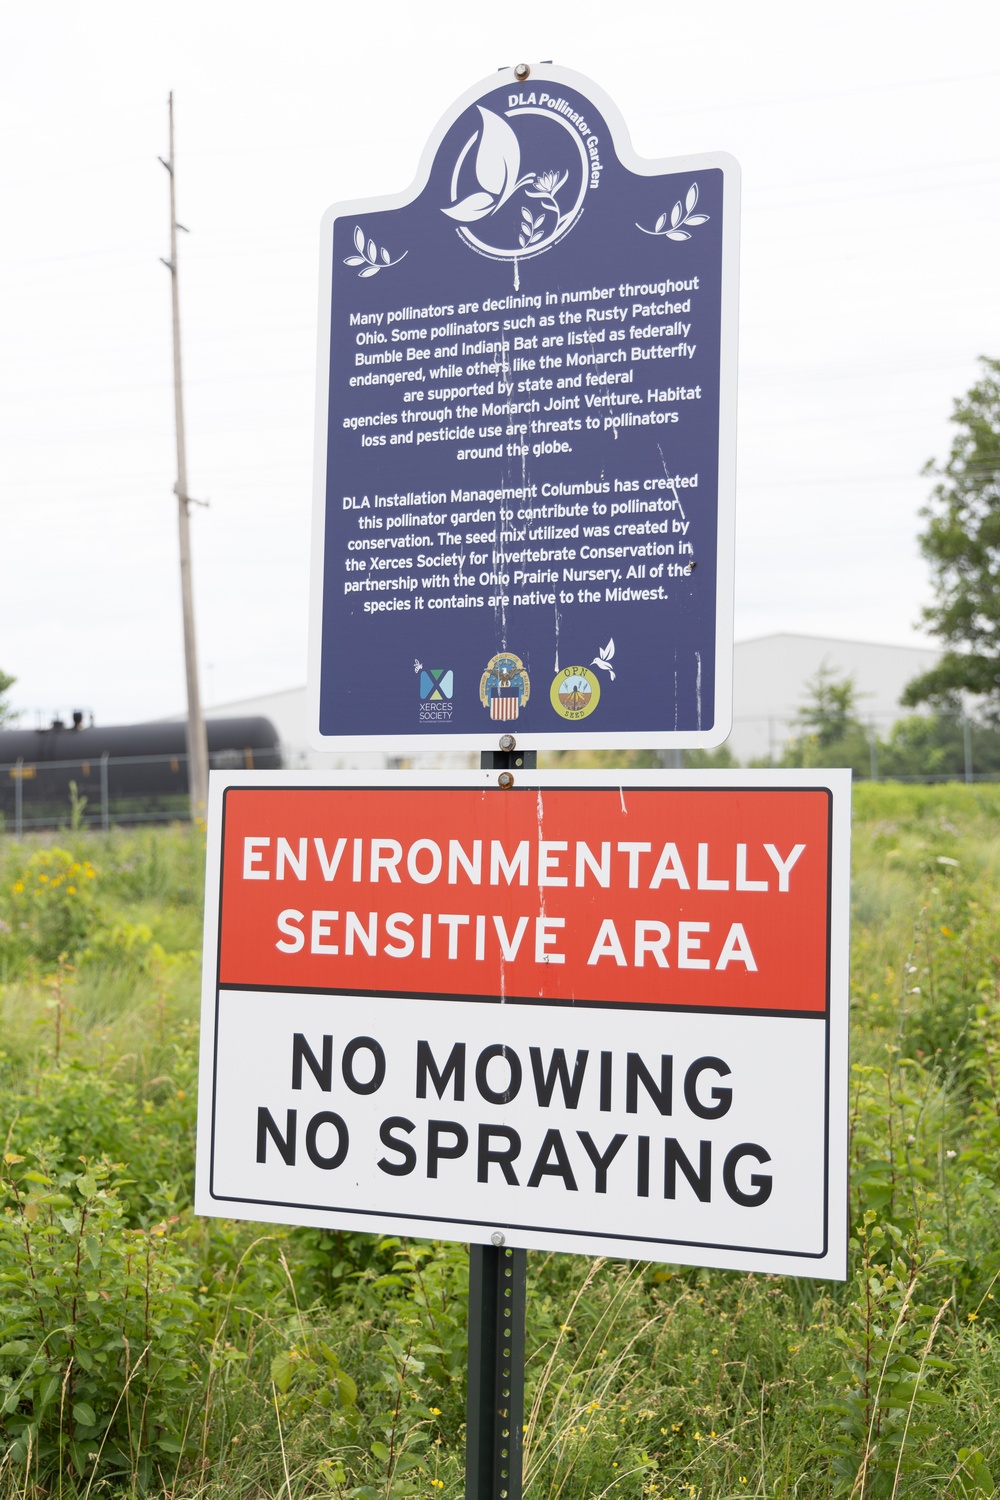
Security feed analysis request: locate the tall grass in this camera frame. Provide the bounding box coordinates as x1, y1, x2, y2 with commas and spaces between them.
0, 790, 998, 1495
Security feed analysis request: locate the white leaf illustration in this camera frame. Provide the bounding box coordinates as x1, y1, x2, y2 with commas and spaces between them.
441, 190, 497, 222
474, 106, 521, 198
522, 207, 533, 223
635, 184, 709, 243
344, 231, 406, 278
599, 639, 615, 661
441, 106, 537, 225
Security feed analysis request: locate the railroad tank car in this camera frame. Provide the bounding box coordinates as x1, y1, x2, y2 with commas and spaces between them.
0, 715, 282, 829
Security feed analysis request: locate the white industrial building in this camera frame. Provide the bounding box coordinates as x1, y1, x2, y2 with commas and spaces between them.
200, 633, 940, 767
728, 633, 939, 763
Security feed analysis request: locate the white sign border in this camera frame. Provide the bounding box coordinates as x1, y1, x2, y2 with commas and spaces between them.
308, 63, 740, 753
196, 768, 850, 1279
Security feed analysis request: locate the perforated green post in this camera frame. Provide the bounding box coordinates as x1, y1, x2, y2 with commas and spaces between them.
466, 745, 534, 1499
466, 1242, 527, 1500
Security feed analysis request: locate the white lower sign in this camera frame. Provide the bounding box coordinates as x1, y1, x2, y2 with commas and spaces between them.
196, 769, 850, 1278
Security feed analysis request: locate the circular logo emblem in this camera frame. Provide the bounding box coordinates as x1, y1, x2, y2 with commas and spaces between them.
550, 666, 601, 721
442, 103, 590, 265
480, 653, 530, 722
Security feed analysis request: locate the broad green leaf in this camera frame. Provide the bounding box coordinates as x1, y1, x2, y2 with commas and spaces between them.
393, 1454, 425, 1473
270, 1350, 294, 1393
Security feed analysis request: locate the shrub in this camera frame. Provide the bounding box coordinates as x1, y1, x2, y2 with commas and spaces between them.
5, 848, 100, 970
0, 1152, 200, 1489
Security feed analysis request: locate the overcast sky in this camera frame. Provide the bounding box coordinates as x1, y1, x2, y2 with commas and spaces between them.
2, 0, 997, 727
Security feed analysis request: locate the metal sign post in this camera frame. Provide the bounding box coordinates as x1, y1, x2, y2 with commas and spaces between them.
466, 743, 535, 1500
466, 1240, 526, 1500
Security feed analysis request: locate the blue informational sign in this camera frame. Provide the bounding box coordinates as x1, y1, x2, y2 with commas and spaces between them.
309, 64, 739, 750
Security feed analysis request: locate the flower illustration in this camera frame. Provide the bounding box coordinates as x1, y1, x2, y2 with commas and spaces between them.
518, 169, 571, 247
526, 169, 568, 205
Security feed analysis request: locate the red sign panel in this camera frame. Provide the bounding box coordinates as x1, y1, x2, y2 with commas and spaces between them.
217, 784, 831, 1014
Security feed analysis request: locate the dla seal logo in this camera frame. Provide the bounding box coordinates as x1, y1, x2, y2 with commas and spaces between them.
442, 99, 590, 274
480, 653, 530, 722
550, 666, 601, 721
417, 664, 454, 724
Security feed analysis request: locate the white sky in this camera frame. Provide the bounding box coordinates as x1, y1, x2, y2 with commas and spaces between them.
2, 0, 997, 727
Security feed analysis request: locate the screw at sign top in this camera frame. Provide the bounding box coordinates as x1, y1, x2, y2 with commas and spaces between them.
514, 63, 530, 80
499, 733, 516, 752
491, 1231, 506, 1246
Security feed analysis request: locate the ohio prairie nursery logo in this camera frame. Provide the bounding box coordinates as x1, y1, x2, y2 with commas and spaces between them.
416, 661, 454, 724
442, 98, 591, 277
550, 665, 601, 721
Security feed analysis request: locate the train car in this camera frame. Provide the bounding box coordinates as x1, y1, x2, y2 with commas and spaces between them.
0, 715, 282, 830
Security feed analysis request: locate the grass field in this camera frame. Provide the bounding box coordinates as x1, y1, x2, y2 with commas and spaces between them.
1, 782, 999, 1497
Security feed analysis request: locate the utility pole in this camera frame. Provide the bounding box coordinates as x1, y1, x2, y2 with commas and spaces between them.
160, 91, 209, 817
